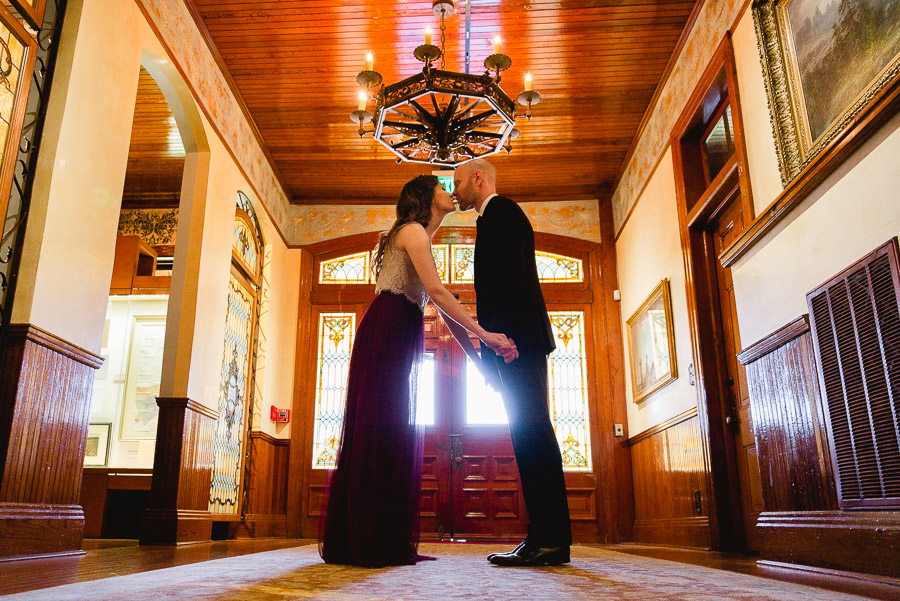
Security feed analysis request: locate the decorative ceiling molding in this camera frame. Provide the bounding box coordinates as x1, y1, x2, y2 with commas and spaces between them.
611, 0, 746, 234
134, 0, 292, 242
289, 199, 600, 247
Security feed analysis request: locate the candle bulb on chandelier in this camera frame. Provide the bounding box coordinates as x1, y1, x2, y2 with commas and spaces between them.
358, 90, 367, 111
365, 51, 373, 71
425, 27, 433, 46
493, 35, 502, 55
524, 72, 533, 92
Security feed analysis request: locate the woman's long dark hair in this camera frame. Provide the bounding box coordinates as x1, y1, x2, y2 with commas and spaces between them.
372, 174, 440, 276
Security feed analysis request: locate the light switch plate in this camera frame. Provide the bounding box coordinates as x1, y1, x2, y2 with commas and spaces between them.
614, 423, 624, 437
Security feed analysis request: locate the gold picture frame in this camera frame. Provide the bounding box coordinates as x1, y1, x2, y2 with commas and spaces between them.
626, 279, 678, 404
753, 0, 900, 185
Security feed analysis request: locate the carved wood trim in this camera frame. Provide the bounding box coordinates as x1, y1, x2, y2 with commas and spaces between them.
624, 407, 699, 447
249, 431, 289, 446
5, 324, 103, 368
156, 396, 219, 420
737, 315, 809, 365
757, 510, 900, 577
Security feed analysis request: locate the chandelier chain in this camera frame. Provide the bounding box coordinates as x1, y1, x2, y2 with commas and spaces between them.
440, 12, 447, 69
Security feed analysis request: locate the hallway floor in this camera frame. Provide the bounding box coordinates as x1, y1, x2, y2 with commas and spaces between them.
1, 540, 897, 600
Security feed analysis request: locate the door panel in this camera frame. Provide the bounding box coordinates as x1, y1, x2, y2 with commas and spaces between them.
713, 198, 763, 551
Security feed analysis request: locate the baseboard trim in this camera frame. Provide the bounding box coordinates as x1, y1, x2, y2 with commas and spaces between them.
757, 560, 900, 589
0, 503, 85, 558
757, 510, 900, 577
633, 516, 711, 548
229, 513, 287, 539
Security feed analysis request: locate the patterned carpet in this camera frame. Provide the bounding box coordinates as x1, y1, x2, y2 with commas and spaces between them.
3, 543, 876, 600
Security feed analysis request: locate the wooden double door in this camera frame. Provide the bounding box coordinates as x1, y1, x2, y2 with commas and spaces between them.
418, 305, 528, 541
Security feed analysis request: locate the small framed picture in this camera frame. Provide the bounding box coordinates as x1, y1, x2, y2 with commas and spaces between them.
626, 279, 678, 403
84, 423, 111, 467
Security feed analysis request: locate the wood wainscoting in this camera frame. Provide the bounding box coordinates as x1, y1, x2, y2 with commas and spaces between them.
626, 408, 711, 548
229, 431, 289, 538
0, 324, 103, 559
738, 316, 900, 577
140, 398, 217, 545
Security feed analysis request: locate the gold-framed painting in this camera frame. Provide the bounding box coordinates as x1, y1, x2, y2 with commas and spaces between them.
626, 279, 678, 404
84, 423, 111, 467
119, 316, 166, 440
753, 0, 900, 185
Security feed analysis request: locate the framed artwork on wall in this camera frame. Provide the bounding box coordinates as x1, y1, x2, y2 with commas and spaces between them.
84, 423, 111, 467
119, 316, 166, 440
753, 0, 900, 185
626, 279, 678, 403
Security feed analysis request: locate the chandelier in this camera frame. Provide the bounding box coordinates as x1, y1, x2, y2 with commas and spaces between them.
349, 0, 542, 166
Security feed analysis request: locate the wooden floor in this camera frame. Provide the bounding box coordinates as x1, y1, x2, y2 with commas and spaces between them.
1, 539, 897, 599
608, 544, 900, 601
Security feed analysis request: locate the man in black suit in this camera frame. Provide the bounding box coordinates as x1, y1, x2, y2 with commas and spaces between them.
453, 159, 572, 566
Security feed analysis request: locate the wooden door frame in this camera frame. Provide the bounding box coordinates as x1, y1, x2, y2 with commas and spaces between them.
670, 35, 756, 551
285, 226, 632, 542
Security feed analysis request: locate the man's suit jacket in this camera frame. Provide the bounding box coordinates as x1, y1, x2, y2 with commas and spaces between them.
475, 195, 556, 369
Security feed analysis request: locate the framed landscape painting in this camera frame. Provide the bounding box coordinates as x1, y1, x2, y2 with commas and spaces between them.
626, 279, 678, 404
753, 0, 900, 184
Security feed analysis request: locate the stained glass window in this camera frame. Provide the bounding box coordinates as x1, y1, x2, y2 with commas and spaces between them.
0, 21, 25, 181
319, 252, 371, 284
210, 273, 254, 513
548, 311, 592, 471
535, 251, 583, 283
451, 244, 475, 284
316, 247, 582, 287
312, 312, 356, 469
431, 244, 450, 283
233, 216, 259, 275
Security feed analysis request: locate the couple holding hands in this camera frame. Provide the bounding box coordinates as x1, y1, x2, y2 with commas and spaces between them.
319, 159, 571, 568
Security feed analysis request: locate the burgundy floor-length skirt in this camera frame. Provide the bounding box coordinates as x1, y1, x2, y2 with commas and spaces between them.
319, 291, 427, 567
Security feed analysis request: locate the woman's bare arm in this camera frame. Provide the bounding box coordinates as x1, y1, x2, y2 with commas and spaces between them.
395, 224, 517, 361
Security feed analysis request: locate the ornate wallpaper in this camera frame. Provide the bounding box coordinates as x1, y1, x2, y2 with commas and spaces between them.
289, 199, 601, 247
135, 0, 292, 236
118, 209, 178, 245
611, 0, 746, 234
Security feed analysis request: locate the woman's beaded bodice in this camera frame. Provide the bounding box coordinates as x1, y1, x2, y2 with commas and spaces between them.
375, 242, 429, 311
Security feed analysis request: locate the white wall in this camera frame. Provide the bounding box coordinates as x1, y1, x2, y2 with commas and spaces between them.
728, 9, 900, 344
611, 7, 900, 437
12, 0, 142, 350
615, 148, 698, 435
731, 13, 783, 216
732, 108, 900, 344
18, 0, 300, 446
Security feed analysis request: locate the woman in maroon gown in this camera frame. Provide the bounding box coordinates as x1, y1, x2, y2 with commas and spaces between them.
319, 175, 517, 567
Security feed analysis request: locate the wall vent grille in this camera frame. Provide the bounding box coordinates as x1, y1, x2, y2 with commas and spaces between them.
807, 239, 900, 509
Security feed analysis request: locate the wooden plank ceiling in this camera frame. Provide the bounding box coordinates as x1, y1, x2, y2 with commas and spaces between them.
190, 0, 699, 205
122, 67, 185, 209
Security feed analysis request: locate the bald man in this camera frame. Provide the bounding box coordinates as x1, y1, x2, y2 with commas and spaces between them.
453, 159, 571, 566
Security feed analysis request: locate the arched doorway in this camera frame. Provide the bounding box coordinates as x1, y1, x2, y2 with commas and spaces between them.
295, 228, 605, 542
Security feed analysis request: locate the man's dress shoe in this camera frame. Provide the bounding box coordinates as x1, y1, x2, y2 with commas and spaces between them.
487, 541, 525, 562
488, 543, 570, 566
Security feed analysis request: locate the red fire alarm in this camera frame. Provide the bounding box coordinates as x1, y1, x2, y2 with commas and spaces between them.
270, 406, 290, 423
